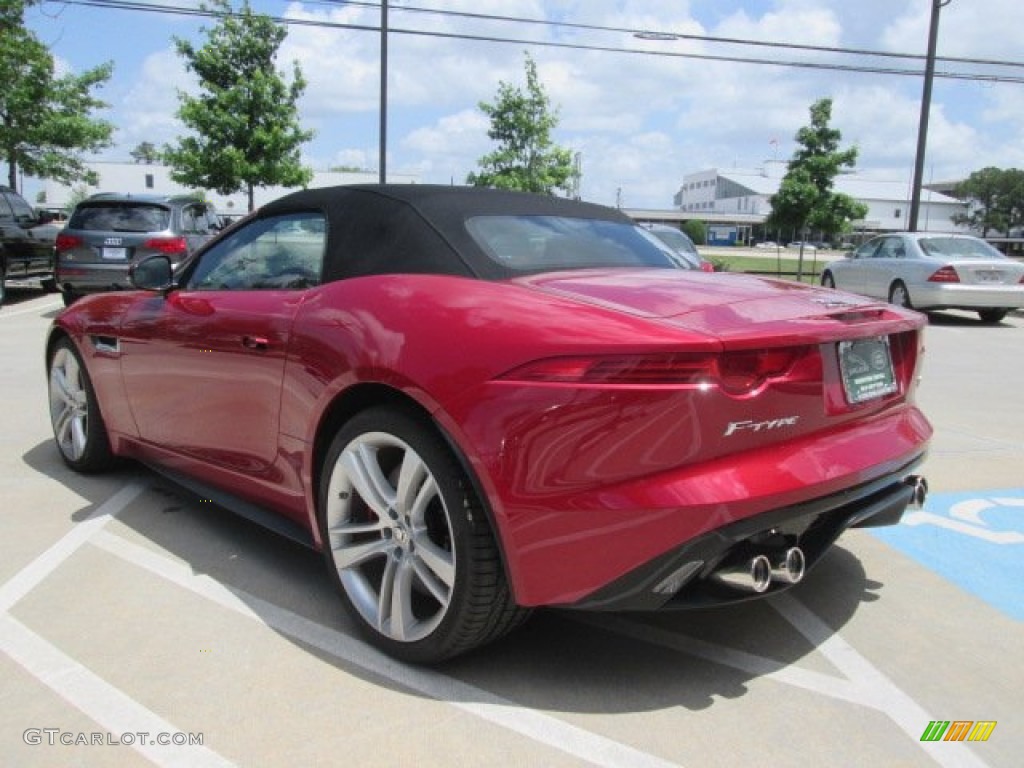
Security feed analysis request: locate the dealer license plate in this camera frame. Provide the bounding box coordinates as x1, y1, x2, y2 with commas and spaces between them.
102, 247, 128, 260
839, 336, 898, 404
975, 270, 1004, 283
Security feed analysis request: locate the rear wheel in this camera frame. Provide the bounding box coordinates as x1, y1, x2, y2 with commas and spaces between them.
0, 262, 6, 308
61, 289, 79, 307
978, 309, 1007, 324
820, 271, 835, 289
47, 337, 115, 472
318, 406, 528, 663
888, 280, 912, 309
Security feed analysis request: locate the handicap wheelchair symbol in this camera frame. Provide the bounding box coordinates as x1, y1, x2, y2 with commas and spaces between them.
903, 496, 1024, 544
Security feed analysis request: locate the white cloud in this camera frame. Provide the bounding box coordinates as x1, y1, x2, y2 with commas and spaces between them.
27, 0, 1024, 207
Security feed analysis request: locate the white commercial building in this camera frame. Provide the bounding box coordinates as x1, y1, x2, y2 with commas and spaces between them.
39, 161, 419, 217
672, 167, 968, 238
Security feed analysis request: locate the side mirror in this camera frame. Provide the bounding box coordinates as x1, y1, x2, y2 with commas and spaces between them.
130, 254, 175, 292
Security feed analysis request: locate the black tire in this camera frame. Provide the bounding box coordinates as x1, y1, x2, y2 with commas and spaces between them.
978, 309, 1007, 324
318, 406, 528, 663
889, 280, 913, 309
61, 289, 79, 307
0, 263, 6, 308
47, 337, 115, 472
820, 271, 835, 289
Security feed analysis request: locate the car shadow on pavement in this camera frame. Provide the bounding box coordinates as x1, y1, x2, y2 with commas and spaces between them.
22, 439, 882, 716
925, 309, 1021, 327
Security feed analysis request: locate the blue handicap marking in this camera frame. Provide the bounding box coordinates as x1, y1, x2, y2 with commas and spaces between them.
870, 488, 1024, 621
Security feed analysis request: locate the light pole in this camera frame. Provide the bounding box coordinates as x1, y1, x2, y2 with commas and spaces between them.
908, 0, 950, 232
379, 0, 388, 184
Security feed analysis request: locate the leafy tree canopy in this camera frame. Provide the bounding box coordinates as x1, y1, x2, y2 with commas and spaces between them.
952, 166, 1024, 237
0, 1, 114, 189
130, 141, 162, 164
467, 53, 576, 195
767, 98, 867, 241
163, 0, 313, 211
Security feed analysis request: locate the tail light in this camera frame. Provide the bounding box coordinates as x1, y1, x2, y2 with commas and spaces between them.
714, 348, 804, 395
500, 346, 815, 395
144, 236, 188, 256
927, 266, 960, 283
55, 233, 83, 252
499, 353, 714, 386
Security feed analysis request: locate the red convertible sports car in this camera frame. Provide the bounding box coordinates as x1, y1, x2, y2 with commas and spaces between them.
47, 185, 931, 663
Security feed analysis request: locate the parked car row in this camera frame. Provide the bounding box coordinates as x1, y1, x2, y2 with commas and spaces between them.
54, 193, 222, 306
821, 233, 1024, 324
0, 185, 58, 307
1, 188, 224, 308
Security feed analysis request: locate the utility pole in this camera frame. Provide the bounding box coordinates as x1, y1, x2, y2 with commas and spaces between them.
909, 0, 950, 232
379, 0, 388, 184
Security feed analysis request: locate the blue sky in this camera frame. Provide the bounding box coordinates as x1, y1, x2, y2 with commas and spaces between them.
22, 0, 1024, 208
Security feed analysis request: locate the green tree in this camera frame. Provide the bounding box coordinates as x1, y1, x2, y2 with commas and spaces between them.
164, 0, 313, 212
468, 53, 575, 195
767, 98, 867, 277
952, 167, 1024, 236
681, 219, 706, 246
1, 1, 114, 190
130, 141, 162, 165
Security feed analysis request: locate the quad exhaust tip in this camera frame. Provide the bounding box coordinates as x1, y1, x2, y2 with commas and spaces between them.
711, 547, 806, 594
770, 547, 806, 585
906, 475, 928, 510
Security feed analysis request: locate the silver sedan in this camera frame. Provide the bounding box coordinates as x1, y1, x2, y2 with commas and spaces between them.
821, 233, 1024, 323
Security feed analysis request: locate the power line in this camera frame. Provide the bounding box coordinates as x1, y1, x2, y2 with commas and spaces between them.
312, 0, 1024, 72
48, 0, 1024, 85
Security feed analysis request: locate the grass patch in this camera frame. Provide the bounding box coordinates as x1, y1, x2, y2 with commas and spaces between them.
707, 253, 825, 285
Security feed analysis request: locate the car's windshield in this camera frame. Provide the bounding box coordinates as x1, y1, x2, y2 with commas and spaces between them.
69, 203, 171, 233
649, 227, 698, 255
919, 237, 1005, 260
465, 215, 681, 273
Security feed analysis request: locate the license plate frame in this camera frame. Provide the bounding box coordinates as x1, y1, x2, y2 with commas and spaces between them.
838, 336, 898, 404
102, 247, 128, 260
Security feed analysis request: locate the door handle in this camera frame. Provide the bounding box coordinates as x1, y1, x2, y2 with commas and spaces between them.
241, 335, 269, 351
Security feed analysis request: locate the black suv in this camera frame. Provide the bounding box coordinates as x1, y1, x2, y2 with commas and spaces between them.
55, 193, 221, 305
0, 185, 57, 308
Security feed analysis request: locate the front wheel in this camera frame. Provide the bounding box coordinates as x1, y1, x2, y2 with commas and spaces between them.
318, 406, 528, 663
820, 271, 835, 289
48, 337, 115, 472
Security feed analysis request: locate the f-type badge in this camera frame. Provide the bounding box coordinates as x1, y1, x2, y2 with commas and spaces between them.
724, 416, 800, 437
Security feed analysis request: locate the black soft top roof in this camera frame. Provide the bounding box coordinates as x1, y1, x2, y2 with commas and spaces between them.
259, 184, 632, 281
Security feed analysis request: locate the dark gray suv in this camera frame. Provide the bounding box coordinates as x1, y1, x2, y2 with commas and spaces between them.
0, 185, 56, 308
54, 193, 221, 305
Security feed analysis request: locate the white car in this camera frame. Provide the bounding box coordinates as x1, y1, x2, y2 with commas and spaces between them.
821, 233, 1024, 324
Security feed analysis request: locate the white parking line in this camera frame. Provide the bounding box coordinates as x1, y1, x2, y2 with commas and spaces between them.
0, 482, 236, 768
0, 483, 145, 614
572, 597, 991, 768
1, 615, 234, 768
90, 529, 682, 768
770, 594, 990, 768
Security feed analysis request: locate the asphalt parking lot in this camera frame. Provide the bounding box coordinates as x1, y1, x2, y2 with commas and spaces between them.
1, 288, 1021, 768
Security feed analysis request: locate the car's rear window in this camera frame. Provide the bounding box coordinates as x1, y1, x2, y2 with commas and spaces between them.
465, 215, 680, 273
919, 237, 1006, 260
69, 202, 171, 233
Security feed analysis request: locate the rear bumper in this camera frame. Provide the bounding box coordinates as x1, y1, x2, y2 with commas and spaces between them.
566, 455, 926, 611
493, 404, 932, 607
913, 282, 1024, 310
55, 263, 132, 293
